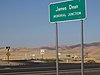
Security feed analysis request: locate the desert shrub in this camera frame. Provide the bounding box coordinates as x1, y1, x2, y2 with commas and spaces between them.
39, 59, 63, 62
86, 60, 96, 63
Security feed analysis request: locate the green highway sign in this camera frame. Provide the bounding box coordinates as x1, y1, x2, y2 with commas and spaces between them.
49, 0, 86, 23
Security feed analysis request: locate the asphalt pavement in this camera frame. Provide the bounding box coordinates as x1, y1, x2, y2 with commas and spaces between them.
0, 60, 100, 75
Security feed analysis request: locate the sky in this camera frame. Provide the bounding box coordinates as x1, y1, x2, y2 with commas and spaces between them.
0, 0, 100, 48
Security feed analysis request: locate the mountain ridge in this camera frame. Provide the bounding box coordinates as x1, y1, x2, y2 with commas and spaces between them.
0, 42, 100, 50
39, 42, 100, 50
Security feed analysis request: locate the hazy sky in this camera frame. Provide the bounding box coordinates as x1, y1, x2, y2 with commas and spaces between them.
0, 0, 100, 48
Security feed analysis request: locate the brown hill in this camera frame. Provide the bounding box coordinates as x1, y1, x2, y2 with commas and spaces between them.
0, 42, 100, 61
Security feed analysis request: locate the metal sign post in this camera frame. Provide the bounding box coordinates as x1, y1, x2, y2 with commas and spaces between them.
6, 52, 10, 64
8, 55, 9, 64
55, 23, 59, 75
49, 1, 87, 75
40, 49, 45, 59
6, 46, 11, 64
81, 20, 84, 75
6, 51, 10, 64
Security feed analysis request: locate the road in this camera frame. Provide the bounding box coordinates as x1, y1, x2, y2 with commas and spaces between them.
1, 67, 100, 75
0, 61, 100, 75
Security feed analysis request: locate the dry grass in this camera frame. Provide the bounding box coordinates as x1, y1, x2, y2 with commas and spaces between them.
0, 47, 100, 63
